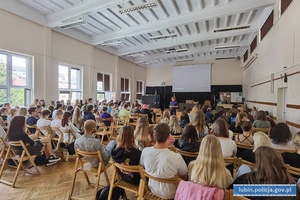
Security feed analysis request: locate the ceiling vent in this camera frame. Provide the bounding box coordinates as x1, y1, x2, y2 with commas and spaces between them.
166, 48, 188, 54
175, 59, 193, 62
119, 1, 158, 14
58, 18, 86, 30
149, 32, 177, 40
214, 25, 250, 33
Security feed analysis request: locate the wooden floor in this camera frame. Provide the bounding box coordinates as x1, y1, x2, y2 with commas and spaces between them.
0, 153, 135, 200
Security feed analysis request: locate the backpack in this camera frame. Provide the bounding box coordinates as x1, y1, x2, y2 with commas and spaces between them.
96, 185, 125, 200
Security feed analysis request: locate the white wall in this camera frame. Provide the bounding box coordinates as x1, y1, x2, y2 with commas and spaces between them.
146, 59, 242, 86
243, 0, 300, 133
0, 9, 146, 104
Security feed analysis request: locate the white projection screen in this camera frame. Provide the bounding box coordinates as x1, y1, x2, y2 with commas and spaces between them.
172, 64, 211, 92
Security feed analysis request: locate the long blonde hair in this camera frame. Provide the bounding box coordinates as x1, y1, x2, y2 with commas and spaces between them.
134, 117, 151, 149
253, 131, 272, 152
72, 106, 82, 124
169, 115, 182, 134
192, 111, 206, 134
188, 135, 230, 189
235, 112, 248, 127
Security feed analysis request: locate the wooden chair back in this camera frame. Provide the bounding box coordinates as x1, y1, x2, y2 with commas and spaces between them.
273, 148, 296, 154
175, 148, 198, 158
36, 125, 52, 137
252, 127, 271, 136
224, 157, 240, 177
69, 148, 112, 200
108, 162, 143, 200
25, 124, 37, 135
138, 166, 180, 200
0, 140, 40, 187
241, 159, 255, 169
236, 143, 254, 150
287, 165, 300, 181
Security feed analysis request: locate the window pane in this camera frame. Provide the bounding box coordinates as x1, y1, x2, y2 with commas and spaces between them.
136, 94, 142, 100
0, 54, 7, 85
104, 74, 110, 91
10, 88, 24, 106
59, 92, 70, 103
97, 81, 103, 91
97, 73, 103, 82
59, 65, 69, 89
97, 93, 105, 101
12, 56, 27, 86
125, 78, 129, 92
0, 89, 7, 105
121, 78, 124, 92
71, 92, 81, 103
71, 68, 80, 89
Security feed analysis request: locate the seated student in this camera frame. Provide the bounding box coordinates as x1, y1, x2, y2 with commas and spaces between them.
52, 103, 63, 119
100, 107, 113, 127
253, 110, 271, 128
140, 103, 153, 124
118, 103, 131, 121
177, 124, 200, 165
211, 118, 237, 158
0, 107, 8, 121
74, 120, 110, 167
7, 108, 17, 121
83, 105, 96, 121
270, 122, 295, 150
26, 107, 39, 134
265, 111, 276, 128
60, 111, 81, 143
106, 126, 141, 185
179, 111, 190, 128
217, 115, 234, 140
189, 135, 233, 189
140, 123, 188, 199
134, 117, 152, 151
169, 115, 183, 135
36, 109, 52, 136
160, 110, 170, 124
242, 131, 272, 163
51, 109, 63, 136
192, 111, 209, 138
231, 146, 297, 200
7, 116, 61, 166
228, 108, 238, 131
232, 112, 248, 133
72, 106, 83, 128
282, 132, 300, 168
235, 121, 254, 145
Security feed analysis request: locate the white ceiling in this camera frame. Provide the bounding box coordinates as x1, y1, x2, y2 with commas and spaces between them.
0, 0, 276, 68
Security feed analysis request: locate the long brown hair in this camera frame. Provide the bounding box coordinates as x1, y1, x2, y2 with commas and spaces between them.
192, 110, 206, 133
248, 146, 295, 184
6, 116, 25, 141
212, 118, 229, 138
61, 111, 72, 127
116, 125, 136, 152
134, 117, 151, 149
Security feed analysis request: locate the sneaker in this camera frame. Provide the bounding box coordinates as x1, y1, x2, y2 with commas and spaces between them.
46, 161, 57, 166
48, 155, 61, 163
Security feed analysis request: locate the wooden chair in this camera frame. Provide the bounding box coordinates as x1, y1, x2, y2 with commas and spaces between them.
252, 127, 271, 136
0, 140, 40, 187
36, 125, 52, 138
138, 166, 180, 200
287, 165, 300, 181
175, 148, 198, 158
236, 143, 254, 158
240, 159, 255, 169
50, 127, 70, 160
273, 148, 296, 154
25, 124, 37, 135
108, 162, 143, 200
224, 157, 240, 177
95, 122, 114, 144
116, 117, 130, 126
153, 108, 162, 123
69, 148, 112, 200
172, 135, 182, 141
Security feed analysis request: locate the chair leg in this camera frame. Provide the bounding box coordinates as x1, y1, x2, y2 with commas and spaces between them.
83, 172, 91, 185
0, 148, 10, 178
107, 168, 117, 200
28, 157, 40, 175
69, 157, 80, 199
103, 170, 110, 185
12, 152, 26, 187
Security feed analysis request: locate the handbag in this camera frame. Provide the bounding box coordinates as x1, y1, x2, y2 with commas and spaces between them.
27, 140, 43, 156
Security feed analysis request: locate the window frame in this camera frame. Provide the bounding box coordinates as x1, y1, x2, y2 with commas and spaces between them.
58, 63, 82, 102
136, 80, 144, 100
0, 50, 32, 106
120, 77, 130, 101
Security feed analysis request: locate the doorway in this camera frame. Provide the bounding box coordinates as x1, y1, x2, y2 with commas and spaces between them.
276, 87, 287, 123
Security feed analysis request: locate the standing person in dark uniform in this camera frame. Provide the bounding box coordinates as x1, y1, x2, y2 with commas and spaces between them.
169, 97, 178, 116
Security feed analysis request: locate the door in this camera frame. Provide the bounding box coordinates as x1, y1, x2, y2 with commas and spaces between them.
276, 87, 287, 123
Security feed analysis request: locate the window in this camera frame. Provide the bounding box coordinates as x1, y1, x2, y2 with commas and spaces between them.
243, 50, 248, 63
120, 77, 130, 101
0, 51, 32, 106
260, 10, 274, 40
58, 64, 82, 103
281, 0, 293, 15
97, 72, 111, 101
250, 36, 257, 54
136, 80, 144, 100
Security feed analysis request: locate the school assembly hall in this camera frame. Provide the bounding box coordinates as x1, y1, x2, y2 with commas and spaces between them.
0, 0, 299, 199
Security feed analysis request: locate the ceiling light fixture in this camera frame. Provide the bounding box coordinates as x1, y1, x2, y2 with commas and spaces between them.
175, 59, 193, 62
214, 25, 250, 32
150, 32, 177, 40
119, 1, 158, 14
100, 41, 123, 46
58, 18, 86, 30
126, 53, 145, 57
166, 48, 188, 54
215, 45, 241, 50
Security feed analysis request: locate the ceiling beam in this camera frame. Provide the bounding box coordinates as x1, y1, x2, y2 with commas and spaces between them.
46, 0, 124, 28
134, 44, 248, 63
117, 28, 257, 55
91, 0, 276, 44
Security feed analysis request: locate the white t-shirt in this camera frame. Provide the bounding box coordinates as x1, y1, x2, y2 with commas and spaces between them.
140, 147, 188, 199
51, 119, 61, 136
37, 118, 51, 136
218, 137, 237, 157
